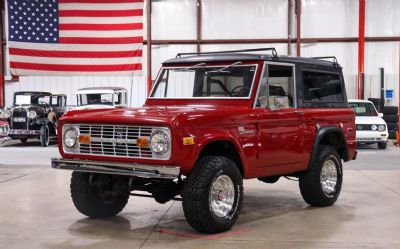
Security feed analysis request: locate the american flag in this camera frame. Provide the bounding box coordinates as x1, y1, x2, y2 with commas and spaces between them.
7, 0, 143, 76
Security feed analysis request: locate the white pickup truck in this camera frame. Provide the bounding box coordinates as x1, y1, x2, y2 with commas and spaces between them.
74, 87, 128, 110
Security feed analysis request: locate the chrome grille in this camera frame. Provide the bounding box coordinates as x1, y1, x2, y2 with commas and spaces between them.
11, 109, 28, 129
79, 124, 153, 158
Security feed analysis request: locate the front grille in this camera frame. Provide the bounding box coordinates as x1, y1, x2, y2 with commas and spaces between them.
11, 109, 27, 129
78, 124, 154, 158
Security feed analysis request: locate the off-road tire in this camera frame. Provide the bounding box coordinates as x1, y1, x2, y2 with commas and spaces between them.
383, 114, 398, 123
182, 156, 243, 234
20, 138, 27, 143
378, 142, 387, 149
387, 122, 398, 131
70, 172, 129, 218
299, 145, 343, 207
389, 131, 397, 139
40, 125, 49, 147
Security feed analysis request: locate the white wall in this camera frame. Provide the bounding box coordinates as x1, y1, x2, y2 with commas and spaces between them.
4, 0, 400, 107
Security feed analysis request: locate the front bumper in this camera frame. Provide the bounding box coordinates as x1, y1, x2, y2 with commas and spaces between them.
9, 129, 40, 136
51, 158, 180, 180
356, 130, 388, 143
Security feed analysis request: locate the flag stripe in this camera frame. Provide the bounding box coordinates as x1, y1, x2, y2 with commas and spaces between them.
10, 69, 141, 76
8, 41, 142, 52
59, 36, 143, 44
11, 55, 142, 65
60, 30, 142, 38
9, 47, 142, 58
59, 23, 143, 31
59, 16, 142, 24
59, 0, 144, 3
10, 62, 142, 72
59, 2, 143, 10
59, 9, 143, 17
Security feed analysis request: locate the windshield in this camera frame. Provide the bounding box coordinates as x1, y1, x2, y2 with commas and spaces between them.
14, 93, 51, 106
150, 64, 257, 98
349, 102, 378, 116
77, 92, 126, 106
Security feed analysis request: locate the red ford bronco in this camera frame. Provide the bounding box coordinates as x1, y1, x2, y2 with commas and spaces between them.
52, 48, 357, 233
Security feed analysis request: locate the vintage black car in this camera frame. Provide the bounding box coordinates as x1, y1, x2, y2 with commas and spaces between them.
7, 91, 66, 147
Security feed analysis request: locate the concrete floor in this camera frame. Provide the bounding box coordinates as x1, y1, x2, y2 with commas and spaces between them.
0, 139, 400, 249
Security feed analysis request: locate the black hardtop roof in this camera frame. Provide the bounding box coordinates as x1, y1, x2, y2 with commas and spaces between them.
14, 91, 52, 95
163, 48, 341, 68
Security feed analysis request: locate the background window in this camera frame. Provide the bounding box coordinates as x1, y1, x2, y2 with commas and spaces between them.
303, 72, 343, 102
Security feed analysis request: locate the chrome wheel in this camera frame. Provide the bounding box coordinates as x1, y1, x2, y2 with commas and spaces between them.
320, 158, 338, 195
209, 175, 235, 217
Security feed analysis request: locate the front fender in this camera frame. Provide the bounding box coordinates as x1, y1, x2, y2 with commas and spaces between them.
177, 128, 249, 177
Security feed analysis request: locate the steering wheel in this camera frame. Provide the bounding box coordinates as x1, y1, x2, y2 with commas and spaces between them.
231, 85, 249, 97
39, 101, 49, 106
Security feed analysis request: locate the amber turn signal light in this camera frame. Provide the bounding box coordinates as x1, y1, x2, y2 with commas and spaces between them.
79, 135, 90, 144
183, 136, 195, 145
137, 137, 149, 148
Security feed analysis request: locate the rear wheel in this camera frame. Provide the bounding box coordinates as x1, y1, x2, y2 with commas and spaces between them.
182, 156, 243, 233
70, 172, 129, 218
299, 145, 343, 206
20, 138, 27, 143
40, 125, 49, 147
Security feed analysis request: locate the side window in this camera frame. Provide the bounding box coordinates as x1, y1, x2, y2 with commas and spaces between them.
303, 71, 343, 102
256, 64, 295, 108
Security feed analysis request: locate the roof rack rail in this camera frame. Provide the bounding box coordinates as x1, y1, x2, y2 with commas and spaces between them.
310, 56, 341, 67
176, 47, 278, 60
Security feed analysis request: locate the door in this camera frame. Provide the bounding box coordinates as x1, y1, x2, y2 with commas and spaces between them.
255, 63, 305, 169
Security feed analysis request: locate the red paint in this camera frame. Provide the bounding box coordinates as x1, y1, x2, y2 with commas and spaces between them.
157, 227, 253, 240
0, 73, 3, 108
357, 0, 365, 99
58, 60, 356, 179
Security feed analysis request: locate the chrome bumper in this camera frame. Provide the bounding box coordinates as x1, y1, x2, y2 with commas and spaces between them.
9, 129, 40, 135
51, 158, 180, 180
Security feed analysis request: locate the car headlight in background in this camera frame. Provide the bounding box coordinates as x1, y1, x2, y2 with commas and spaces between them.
371, 125, 377, 131
63, 128, 79, 148
378, 125, 386, 132
150, 130, 170, 154
4, 110, 11, 119
28, 110, 37, 119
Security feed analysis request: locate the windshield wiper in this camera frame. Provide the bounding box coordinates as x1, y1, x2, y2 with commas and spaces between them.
207, 61, 242, 74
174, 63, 206, 71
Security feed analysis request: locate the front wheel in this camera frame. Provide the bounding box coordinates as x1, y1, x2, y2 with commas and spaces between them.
70, 172, 129, 218
20, 138, 28, 143
378, 142, 387, 150
40, 125, 50, 147
299, 145, 343, 207
182, 156, 243, 234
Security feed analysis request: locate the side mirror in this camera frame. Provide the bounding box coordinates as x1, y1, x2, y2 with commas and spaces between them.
378, 113, 384, 118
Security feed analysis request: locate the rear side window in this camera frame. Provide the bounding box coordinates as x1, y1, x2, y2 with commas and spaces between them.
303, 71, 343, 102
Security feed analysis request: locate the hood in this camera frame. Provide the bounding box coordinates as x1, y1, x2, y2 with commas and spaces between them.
355, 116, 386, 125
61, 105, 249, 126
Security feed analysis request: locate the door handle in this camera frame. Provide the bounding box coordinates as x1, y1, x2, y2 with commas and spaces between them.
294, 110, 304, 116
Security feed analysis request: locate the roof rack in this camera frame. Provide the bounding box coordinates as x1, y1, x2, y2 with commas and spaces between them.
310, 56, 341, 67
176, 47, 278, 60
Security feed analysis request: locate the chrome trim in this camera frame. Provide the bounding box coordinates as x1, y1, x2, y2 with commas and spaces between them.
62, 124, 171, 160
149, 64, 259, 100
51, 158, 180, 179
8, 129, 40, 135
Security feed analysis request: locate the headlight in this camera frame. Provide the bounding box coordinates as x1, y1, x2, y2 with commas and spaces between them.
63, 128, 79, 148
28, 110, 37, 119
378, 125, 386, 132
150, 130, 170, 154
4, 110, 11, 119
371, 125, 377, 131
